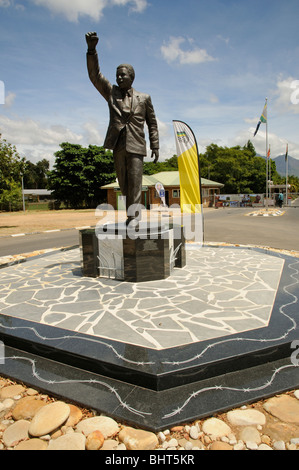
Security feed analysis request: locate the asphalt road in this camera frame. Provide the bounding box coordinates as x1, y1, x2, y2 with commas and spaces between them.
0, 229, 80, 257
0, 207, 298, 257
203, 206, 299, 252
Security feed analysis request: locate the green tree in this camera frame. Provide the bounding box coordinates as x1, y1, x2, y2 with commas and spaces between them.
0, 180, 22, 211
0, 134, 25, 211
199, 141, 280, 194
0, 134, 25, 190
143, 155, 178, 175
47, 143, 115, 208
23, 159, 50, 189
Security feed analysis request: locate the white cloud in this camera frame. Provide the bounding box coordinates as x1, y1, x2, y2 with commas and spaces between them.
112, 0, 147, 13
161, 36, 216, 65
272, 76, 299, 115
4, 92, 16, 108
216, 35, 230, 45
0, 114, 84, 164
0, 115, 82, 146
30, 0, 147, 22
232, 126, 298, 159
83, 121, 103, 144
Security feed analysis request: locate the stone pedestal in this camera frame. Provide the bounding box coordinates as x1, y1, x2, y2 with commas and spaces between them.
79, 223, 186, 282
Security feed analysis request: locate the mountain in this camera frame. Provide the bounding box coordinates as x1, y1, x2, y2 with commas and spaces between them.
273, 154, 299, 177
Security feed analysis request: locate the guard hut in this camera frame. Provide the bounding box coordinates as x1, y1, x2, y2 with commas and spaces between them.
101, 171, 224, 210
269, 183, 292, 206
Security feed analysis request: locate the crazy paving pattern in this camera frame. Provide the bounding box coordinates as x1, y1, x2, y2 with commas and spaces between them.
0, 247, 284, 350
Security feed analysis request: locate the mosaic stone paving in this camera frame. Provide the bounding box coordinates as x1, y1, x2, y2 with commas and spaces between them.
0, 246, 284, 350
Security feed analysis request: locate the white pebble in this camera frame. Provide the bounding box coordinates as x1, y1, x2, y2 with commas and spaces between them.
190, 425, 199, 440
158, 432, 166, 443
168, 438, 178, 448
258, 444, 273, 450
117, 444, 126, 450
2, 399, 14, 409
294, 390, 299, 400
1, 420, 12, 426
162, 439, 178, 449
234, 442, 245, 451
273, 441, 286, 450
291, 438, 299, 445
185, 441, 193, 450
246, 441, 259, 450
39, 434, 51, 441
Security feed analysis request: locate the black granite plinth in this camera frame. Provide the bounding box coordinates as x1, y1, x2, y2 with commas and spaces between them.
80, 223, 186, 282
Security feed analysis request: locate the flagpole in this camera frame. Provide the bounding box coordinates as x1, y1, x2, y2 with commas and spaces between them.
266, 98, 269, 211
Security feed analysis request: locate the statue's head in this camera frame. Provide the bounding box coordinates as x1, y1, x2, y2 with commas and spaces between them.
116, 64, 135, 90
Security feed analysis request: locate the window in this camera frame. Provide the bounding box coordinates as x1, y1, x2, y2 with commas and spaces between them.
173, 189, 180, 198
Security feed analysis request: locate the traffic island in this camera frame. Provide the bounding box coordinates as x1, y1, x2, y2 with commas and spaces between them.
0, 244, 299, 431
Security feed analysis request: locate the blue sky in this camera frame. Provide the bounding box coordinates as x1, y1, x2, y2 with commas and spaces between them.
1, 0, 299, 167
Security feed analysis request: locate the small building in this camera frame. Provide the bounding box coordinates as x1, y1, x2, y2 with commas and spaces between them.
101, 171, 224, 210
23, 189, 53, 202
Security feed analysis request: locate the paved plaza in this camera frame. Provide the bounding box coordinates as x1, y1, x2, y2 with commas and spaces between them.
0, 246, 285, 350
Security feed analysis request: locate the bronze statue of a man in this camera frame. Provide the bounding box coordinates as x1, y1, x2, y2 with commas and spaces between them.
86, 32, 159, 226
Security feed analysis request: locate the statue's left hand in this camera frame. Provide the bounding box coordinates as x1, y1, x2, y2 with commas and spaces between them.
151, 149, 159, 163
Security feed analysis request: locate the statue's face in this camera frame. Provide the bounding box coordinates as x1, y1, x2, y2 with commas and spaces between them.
116, 67, 133, 90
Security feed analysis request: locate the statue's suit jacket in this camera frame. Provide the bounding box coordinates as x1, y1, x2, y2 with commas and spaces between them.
87, 52, 159, 156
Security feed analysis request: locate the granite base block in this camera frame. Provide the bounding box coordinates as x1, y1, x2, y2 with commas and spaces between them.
80, 223, 186, 282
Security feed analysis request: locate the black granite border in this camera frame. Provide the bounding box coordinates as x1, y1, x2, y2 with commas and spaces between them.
1, 345, 299, 432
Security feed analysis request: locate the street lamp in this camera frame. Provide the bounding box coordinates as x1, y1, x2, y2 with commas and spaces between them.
21, 173, 25, 212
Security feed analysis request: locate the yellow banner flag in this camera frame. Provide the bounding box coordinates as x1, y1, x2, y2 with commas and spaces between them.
173, 120, 202, 214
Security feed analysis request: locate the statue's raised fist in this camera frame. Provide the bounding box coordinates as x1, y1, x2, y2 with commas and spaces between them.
85, 32, 99, 50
